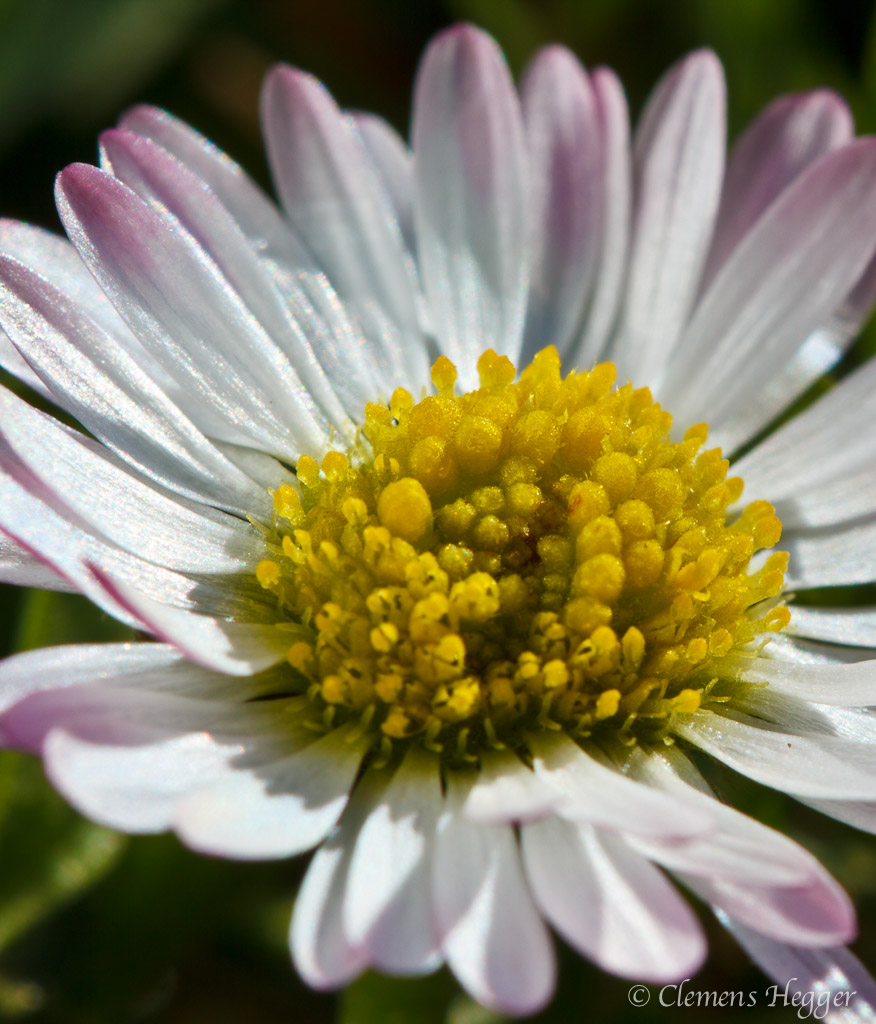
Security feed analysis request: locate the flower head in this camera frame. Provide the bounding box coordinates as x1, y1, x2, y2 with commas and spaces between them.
1, 22, 876, 1017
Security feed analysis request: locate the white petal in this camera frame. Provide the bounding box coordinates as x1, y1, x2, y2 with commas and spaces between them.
610, 50, 725, 384
836, 240, 876, 345
433, 772, 555, 1016
350, 112, 415, 257
521, 46, 600, 358
722, 916, 876, 1024
522, 817, 705, 982
0, 643, 180, 718
625, 746, 820, 886
724, 653, 876, 707
0, 386, 258, 574
0, 252, 270, 518
212, 440, 296, 493
739, 633, 874, 667
118, 104, 307, 265
44, 726, 251, 833
0, 642, 291, 721
343, 747, 442, 974
776, 462, 876, 529
662, 139, 876, 429
56, 164, 326, 458
262, 257, 389, 417
119, 106, 380, 419
802, 797, 876, 835
785, 519, 876, 588
718, 250, 876, 454
89, 567, 291, 675
291, 782, 370, 989
463, 748, 559, 824
0, 218, 172, 394
734, 357, 876, 504
527, 731, 712, 839
1, 682, 293, 756
0, 326, 48, 398
676, 709, 876, 798
0, 454, 269, 624
261, 65, 426, 386
572, 67, 632, 364
412, 25, 529, 382
100, 128, 352, 435
686, 870, 854, 947
740, 689, 876, 745
0, 463, 142, 627
703, 89, 853, 289
711, 327, 860, 455
0, 532, 73, 591
174, 726, 366, 859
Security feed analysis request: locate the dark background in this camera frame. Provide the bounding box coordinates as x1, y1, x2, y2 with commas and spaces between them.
0, 0, 875, 1021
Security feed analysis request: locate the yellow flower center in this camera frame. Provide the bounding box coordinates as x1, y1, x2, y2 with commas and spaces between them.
255, 348, 788, 762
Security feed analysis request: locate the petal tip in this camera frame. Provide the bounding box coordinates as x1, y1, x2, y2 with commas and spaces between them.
419, 22, 505, 75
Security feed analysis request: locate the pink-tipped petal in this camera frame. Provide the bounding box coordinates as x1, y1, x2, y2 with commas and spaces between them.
42, 723, 263, 834
528, 731, 713, 839
119, 106, 382, 417
661, 139, 876, 429
119, 104, 304, 264
0, 218, 168, 393
572, 66, 632, 363
1, 683, 284, 755
412, 24, 529, 384
610, 50, 726, 383
522, 818, 706, 982
0, 253, 270, 518
291, 781, 372, 989
521, 46, 600, 358
0, 385, 256, 575
101, 128, 352, 433
174, 726, 367, 859
689, 869, 855, 948
350, 111, 416, 256
677, 710, 876, 799
627, 747, 821, 887
722, 916, 876, 1023
88, 566, 291, 676
0, 642, 240, 725
0, 532, 73, 592
56, 163, 326, 458
703, 89, 853, 288
0, 643, 176, 717
261, 66, 426, 385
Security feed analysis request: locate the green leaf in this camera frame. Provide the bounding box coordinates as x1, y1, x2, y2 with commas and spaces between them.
0, 753, 126, 955
12, 588, 132, 653
0, 0, 224, 150
446, 992, 508, 1024
0, 586, 130, 963
339, 969, 460, 1024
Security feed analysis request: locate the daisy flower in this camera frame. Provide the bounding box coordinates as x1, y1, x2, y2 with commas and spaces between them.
1, 21, 876, 1017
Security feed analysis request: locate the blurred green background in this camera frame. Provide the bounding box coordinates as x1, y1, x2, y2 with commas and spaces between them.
0, 0, 875, 1021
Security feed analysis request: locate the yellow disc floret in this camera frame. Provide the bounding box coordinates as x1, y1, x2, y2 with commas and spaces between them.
254, 348, 789, 758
